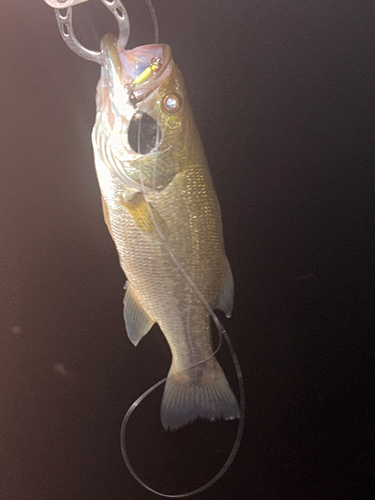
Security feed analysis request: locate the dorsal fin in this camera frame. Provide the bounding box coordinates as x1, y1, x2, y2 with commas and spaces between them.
214, 260, 234, 318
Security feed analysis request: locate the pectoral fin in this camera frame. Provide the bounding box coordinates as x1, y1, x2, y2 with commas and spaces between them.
120, 192, 167, 236
123, 282, 155, 346
214, 259, 234, 318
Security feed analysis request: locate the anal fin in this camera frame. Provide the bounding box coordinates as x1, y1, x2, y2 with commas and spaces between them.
123, 282, 155, 346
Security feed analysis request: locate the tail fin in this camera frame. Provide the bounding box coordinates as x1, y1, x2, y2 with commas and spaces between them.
161, 360, 240, 431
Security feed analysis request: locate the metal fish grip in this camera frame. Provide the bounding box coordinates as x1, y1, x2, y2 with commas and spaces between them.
43, 0, 130, 64
44, 0, 92, 7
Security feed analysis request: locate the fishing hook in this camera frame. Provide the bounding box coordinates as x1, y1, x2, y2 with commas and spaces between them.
43, 0, 130, 64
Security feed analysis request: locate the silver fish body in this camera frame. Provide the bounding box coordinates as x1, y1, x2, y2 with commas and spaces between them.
92, 34, 239, 430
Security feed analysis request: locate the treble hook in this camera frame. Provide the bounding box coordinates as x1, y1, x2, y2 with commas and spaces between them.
43, 0, 130, 65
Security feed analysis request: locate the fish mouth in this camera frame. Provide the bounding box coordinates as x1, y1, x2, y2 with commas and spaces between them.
97, 34, 174, 191
120, 44, 173, 103
100, 33, 173, 111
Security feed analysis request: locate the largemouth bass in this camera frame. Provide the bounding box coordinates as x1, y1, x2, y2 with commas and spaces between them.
92, 33, 240, 430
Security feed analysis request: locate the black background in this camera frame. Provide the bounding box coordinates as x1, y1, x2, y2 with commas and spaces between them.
1, 1, 375, 499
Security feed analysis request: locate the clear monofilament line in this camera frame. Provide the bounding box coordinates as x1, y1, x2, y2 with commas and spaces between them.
146, 0, 159, 45
120, 108, 245, 498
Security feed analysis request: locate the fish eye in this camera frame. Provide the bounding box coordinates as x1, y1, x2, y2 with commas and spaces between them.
163, 94, 181, 113
128, 112, 162, 155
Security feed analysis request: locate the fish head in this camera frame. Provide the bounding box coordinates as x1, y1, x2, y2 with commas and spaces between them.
94, 33, 196, 192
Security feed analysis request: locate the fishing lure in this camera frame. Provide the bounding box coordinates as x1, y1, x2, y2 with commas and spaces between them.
43, 1, 244, 497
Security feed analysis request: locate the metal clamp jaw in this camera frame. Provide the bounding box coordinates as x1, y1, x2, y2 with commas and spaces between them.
44, 0, 92, 7
43, 0, 130, 64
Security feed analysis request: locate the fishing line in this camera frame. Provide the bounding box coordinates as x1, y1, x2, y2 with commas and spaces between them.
121, 322, 245, 498
146, 0, 159, 45
121, 89, 245, 498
